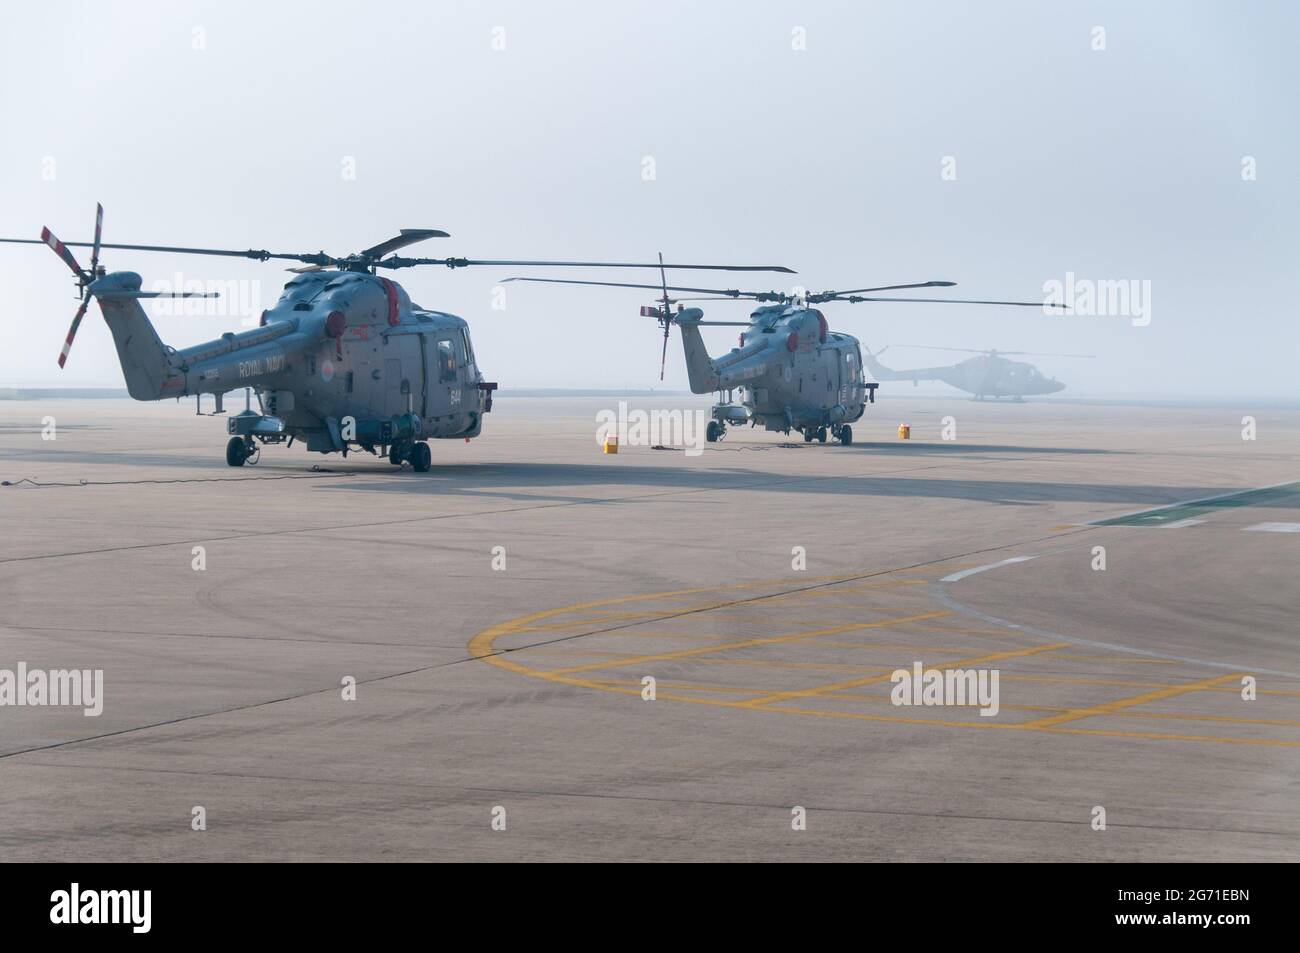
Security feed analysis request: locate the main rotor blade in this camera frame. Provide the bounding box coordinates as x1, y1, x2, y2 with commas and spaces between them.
359, 229, 450, 260
995, 350, 1096, 358
694, 321, 753, 326
499, 276, 766, 297
386, 258, 794, 273
836, 295, 1066, 308
668, 296, 758, 302
39, 227, 85, 277
892, 345, 1095, 359
0, 237, 334, 266
57, 294, 90, 368
816, 281, 956, 298
2, 234, 795, 275
95, 290, 221, 299
891, 345, 991, 354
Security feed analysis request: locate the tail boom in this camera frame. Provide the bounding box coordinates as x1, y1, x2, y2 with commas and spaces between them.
674, 309, 771, 394
91, 272, 176, 400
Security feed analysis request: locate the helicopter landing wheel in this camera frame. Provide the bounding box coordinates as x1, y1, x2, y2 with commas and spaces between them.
838, 425, 853, 446
225, 436, 249, 467
388, 444, 407, 466
706, 421, 723, 443
409, 442, 432, 473
803, 429, 814, 443
817, 427, 828, 443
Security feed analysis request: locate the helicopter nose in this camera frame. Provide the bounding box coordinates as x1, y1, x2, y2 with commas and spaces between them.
1051, 380, 1066, 392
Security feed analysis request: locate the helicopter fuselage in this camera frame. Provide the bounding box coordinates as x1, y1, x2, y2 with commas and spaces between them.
677, 304, 873, 436
946, 355, 1065, 398
94, 269, 492, 458
862, 348, 1066, 400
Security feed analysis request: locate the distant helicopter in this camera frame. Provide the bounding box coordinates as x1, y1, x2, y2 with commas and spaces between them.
863, 345, 1094, 401
504, 272, 1062, 443
1, 205, 791, 470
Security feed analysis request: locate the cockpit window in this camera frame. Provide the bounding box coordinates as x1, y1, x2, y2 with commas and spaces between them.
279, 274, 331, 304
437, 339, 457, 382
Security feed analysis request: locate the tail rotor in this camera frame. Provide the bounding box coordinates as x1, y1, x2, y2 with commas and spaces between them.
43, 203, 104, 368
656, 252, 672, 380
36, 203, 212, 368
634, 252, 677, 380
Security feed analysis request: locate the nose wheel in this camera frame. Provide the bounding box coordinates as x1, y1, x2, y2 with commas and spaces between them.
225, 436, 259, 467
705, 421, 725, 443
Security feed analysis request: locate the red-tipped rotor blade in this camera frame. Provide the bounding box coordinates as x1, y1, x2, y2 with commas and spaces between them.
89, 203, 104, 274
57, 294, 91, 368
41, 226, 85, 277
657, 251, 671, 380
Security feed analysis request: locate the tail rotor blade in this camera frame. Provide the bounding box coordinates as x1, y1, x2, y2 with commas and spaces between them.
658, 251, 671, 380
57, 293, 91, 368
41, 227, 86, 278
89, 203, 104, 276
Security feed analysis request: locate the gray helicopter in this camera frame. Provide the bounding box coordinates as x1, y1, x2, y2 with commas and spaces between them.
2, 206, 791, 470
863, 346, 1093, 401
504, 273, 1062, 444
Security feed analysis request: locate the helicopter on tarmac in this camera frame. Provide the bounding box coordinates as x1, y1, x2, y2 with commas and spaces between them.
503, 272, 1063, 444
0, 205, 792, 470
863, 345, 1094, 401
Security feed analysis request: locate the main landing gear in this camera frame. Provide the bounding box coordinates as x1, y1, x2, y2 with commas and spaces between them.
706, 420, 724, 443
800, 424, 852, 445
387, 440, 432, 472
409, 442, 432, 472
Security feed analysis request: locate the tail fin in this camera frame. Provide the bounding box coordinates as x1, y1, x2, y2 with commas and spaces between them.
862, 344, 905, 381
862, 345, 953, 385
673, 309, 721, 394
91, 272, 174, 401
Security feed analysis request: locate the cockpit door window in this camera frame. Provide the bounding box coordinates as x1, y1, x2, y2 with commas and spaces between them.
437, 339, 457, 383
